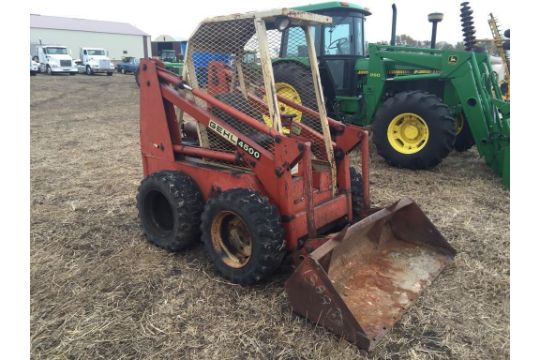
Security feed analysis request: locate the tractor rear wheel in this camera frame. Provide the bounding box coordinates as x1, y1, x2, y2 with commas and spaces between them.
201, 189, 285, 285
454, 113, 475, 152
272, 62, 317, 122
137, 171, 204, 251
372, 91, 455, 169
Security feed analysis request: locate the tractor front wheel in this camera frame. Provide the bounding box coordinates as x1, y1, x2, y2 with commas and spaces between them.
372, 91, 455, 169
137, 171, 204, 251
201, 189, 285, 285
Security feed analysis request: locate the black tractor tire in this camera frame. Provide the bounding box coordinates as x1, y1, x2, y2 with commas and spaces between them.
350, 167, 365, 222
201, 188, 286, 285
137, 171, 204, 252
46, 65, 53, 75
454, 115, 475, 152
86, 66, 93, 75
107, 72, 113, 76
272, 61, 318, 111
212, 92, 273, 146
372, 91, 456, 170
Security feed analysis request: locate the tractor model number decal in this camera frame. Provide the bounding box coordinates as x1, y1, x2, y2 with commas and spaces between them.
208, 120, 260, 159
369, 72, 382, 77
237, 140, 260, 159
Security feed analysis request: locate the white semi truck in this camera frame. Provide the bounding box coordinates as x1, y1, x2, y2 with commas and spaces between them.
31, 44, 78, 75
77, 47, 115, 75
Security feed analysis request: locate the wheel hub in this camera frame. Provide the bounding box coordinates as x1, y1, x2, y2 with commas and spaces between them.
387, 113, 430, 154
211, 211, 252, 268
263, 82, 302, 131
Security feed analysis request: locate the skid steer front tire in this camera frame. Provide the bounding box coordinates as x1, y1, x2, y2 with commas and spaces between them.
201, 189, 285, 285
373, 91, 456, 169
137, 171, 203, 252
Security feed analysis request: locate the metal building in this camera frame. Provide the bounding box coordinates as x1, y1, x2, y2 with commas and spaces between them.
30, 14, 150, 61
151, 34, 188, 60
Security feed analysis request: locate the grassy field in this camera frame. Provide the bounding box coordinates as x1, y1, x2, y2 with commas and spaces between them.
30, 73, 509, 359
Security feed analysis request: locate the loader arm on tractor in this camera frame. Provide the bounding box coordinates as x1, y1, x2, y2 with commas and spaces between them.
365, 44, 510, 186
136, 8, 456, 351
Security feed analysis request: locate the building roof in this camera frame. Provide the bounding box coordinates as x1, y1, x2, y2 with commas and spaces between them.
30, 14, 149, 36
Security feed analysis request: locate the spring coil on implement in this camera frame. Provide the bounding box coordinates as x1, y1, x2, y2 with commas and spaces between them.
460, 2, 477, 51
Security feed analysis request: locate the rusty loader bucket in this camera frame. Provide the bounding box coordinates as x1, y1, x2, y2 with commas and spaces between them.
285, 198, 456, 350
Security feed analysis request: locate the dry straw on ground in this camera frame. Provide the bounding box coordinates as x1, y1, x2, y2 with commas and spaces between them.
31, 74, 509, 359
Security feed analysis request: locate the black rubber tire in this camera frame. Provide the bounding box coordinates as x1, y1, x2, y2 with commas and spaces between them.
107, 72, 113, 76
137, 171, 204, 252
135, 70, 140, 88
454, 115, 475, 152
212, 92, 273, 146
86, 66, 93, 75
350, 167, 365, 222
272, 61, 317, 110
46, 65, 52, 75
201, 189, 286, 285
372, 91, 456, 169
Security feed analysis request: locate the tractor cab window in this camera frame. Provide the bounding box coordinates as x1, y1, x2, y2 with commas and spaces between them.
322, 16, 365, 56
324, 17, 353, 55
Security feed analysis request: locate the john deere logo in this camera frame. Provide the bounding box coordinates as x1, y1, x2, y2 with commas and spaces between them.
448, 55, 458, 64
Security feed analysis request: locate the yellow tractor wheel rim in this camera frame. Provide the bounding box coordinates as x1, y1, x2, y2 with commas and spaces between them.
263, 82, 303, 132
387, 112, 430, 154
455, 113, 465, 135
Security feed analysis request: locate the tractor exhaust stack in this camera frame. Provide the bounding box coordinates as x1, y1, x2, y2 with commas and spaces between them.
390, 4, 397, 46
428, 13, 444, 49
285, 198, 456, 350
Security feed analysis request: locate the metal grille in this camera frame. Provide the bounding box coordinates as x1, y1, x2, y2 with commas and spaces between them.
60, 60, 71, 67
99, 59, 111, 69
183, 13, 332, 163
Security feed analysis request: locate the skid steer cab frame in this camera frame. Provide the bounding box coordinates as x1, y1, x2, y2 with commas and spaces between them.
137, 8, 455, 351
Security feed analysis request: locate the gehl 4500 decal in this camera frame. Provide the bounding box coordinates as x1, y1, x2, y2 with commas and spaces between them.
208, 120, 261, 160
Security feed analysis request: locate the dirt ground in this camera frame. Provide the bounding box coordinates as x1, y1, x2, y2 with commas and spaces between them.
30, 74, 509, 359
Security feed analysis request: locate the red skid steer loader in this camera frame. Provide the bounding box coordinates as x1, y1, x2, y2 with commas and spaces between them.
136, 8, 456, 350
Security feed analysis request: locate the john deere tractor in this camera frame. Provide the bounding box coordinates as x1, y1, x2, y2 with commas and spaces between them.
272, 2, 509, 187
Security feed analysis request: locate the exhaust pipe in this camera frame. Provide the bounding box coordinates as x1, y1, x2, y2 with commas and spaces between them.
428, 13, 444, 48
390, 4, 397, 45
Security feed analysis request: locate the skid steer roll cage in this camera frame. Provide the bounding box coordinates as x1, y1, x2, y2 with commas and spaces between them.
140, 61, 369, 251
139, 9, 370, 252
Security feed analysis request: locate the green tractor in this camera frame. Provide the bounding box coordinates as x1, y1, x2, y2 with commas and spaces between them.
272, 1, 509, 187
160, 49, 184, 75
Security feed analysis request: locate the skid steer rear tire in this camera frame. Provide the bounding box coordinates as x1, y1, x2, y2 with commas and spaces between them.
137, 171, 203, 252
372, 91, 455, 169
350, 167, 365, 222
201, 189, 285, 285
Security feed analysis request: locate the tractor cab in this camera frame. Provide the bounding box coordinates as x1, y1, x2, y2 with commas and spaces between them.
277, 2, 370, 115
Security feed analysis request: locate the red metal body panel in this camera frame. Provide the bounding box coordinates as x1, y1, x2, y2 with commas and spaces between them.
139, 59, 370, 253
